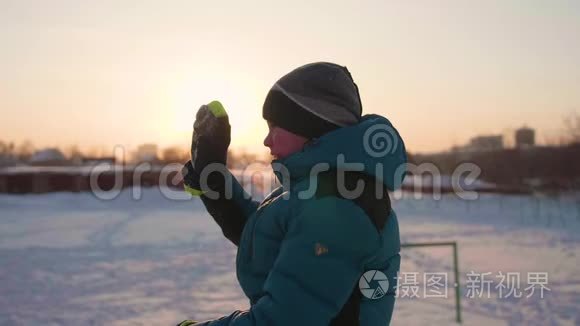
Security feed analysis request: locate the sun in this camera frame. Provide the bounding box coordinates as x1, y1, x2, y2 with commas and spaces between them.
164, 75, 268, 151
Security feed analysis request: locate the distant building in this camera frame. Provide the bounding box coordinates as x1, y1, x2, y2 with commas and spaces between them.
0, 154, 15, 166
515, 126, 535, 148
80, 156, 116, 165
29, 148, 67, 166
467, 135, 504, 152
135, 144, 158, 162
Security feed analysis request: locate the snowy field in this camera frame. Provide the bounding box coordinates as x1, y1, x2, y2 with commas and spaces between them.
0, 187, 579, 325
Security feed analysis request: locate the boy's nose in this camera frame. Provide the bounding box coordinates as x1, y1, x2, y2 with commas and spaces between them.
263, 132, 272, 148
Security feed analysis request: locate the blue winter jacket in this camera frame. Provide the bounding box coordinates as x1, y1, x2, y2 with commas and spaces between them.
193, 114, 406, 326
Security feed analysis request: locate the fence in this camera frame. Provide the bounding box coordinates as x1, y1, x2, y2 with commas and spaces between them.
401, 241, 462, 324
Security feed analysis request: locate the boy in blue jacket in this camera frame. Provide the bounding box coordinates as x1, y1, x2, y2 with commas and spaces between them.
180, 62, 407, 326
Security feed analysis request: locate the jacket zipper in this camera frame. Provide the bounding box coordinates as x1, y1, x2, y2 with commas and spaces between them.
247, 212, 260, 261
247, 196, 276, 261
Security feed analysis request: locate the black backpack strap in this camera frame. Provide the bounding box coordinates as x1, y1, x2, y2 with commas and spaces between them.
330, 281, 362, 326
315, 169, 391, 326
315, 169, 391, 230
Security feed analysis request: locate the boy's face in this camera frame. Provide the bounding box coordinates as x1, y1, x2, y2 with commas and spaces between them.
263, 121, 309, 160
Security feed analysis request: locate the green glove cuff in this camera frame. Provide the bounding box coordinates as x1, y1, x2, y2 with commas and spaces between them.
184, 184, 205, 197
207, 100, 227, 118
182, 161, 205, 197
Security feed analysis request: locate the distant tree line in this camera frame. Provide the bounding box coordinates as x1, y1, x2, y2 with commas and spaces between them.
0, 140, 267, 168
412, 144, 580, 189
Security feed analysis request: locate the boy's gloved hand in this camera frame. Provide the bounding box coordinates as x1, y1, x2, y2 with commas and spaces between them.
182, 101, 231, 196
191, 100, 231, 169
176, 320, 197, 326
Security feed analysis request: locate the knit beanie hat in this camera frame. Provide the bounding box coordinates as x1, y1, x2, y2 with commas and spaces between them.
262, 62, 363, 139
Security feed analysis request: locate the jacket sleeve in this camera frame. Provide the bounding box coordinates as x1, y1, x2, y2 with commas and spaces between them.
183, 160, 259, 246
195, 197, 381, 326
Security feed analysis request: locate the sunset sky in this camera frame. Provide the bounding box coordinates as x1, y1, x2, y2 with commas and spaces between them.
1, 0, 579, 156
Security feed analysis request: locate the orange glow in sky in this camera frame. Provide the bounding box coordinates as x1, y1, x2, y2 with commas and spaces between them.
1, 1, 579, 155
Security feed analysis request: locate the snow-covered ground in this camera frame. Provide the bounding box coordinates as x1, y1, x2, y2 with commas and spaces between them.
0, 188, 579, 325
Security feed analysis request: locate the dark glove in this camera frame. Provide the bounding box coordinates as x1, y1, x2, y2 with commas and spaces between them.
176, 320, 197, 326
182, 101, 231, 196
